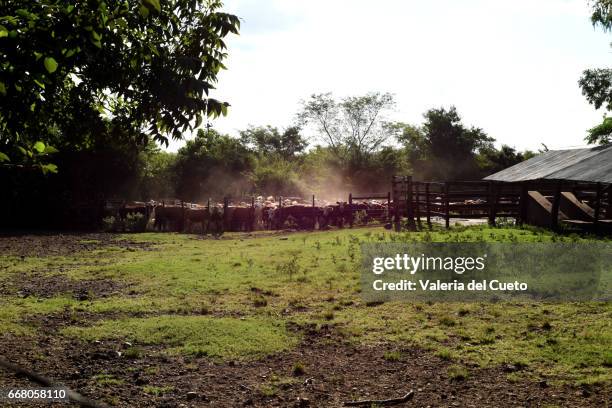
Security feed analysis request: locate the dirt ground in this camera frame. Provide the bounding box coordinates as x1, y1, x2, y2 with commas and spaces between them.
0, 328, 607, 408
0, 233, 608, 407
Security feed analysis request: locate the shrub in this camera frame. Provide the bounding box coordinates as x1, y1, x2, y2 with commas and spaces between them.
125, 212, 147, 232
101, 216, 116, 232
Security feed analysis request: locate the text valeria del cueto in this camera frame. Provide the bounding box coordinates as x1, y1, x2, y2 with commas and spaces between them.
360, 243, 612, 302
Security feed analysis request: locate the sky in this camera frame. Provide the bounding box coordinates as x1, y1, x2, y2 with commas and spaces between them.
168, 0, 611, 152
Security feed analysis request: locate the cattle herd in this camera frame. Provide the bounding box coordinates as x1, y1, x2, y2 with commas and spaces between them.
104, 196, 391, 235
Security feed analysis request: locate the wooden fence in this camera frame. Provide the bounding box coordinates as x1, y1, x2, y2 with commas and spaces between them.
392, 177, 611, 232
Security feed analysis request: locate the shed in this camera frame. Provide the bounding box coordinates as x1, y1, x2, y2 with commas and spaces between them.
484, 144, 612, 184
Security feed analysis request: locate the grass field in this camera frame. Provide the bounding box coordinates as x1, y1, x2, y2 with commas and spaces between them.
0, 225, 610, 407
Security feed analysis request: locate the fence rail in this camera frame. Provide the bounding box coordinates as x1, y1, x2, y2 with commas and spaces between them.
392, 177, 611, 232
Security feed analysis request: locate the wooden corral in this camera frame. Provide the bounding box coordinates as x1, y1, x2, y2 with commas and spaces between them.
392, 176, 612, 233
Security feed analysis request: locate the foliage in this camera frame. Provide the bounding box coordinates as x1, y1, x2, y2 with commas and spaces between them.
173, 129, 255, 200
101, 216, 117, 233
579, 0, 612, 144
247, 157, 303, 196
586, 116, 612, 145
240, 125, 307, 159
478, 145, 536, 175
393, 106, 495, 180
298, 92, 395, 163
0, 0, 239, 166
125, 212, 147, 232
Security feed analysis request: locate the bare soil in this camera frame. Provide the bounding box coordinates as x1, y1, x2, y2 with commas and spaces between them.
0, 325, 607, 408
0, 233, 608, 407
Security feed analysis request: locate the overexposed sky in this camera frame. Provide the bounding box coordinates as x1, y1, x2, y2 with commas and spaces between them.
168, 0, 611, 152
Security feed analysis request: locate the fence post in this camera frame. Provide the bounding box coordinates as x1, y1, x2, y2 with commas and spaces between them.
392, 176, 401, 231
444, 182, 450, 229
387, 191, 391, 223
425, 183, 431, 229
488, 182, 497, 226
606, 185, 612, 220
414, 182, 421, 229
181, 200, 186, 232
406, 176, 416, 231
348, 193, 353, 228
223, 197, 229, 230
518, 182, 528, 226
551, 182, 562, 231
594, 182, 602, 228
312, 194, 316, 230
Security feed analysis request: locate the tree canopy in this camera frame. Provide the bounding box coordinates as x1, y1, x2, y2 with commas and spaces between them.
298, 92, 395, 163
579, 0, 612, 144
0, 0, 239, 170
394, 107, 495, 181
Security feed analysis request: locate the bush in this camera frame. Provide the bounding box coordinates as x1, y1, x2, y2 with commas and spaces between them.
101, 216, 116, 232
125, 212, 147, 232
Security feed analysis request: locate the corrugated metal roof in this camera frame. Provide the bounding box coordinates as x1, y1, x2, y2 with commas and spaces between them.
484, 144, 612, 184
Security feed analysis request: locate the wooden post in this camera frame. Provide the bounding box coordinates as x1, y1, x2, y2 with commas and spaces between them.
518, 182, 528, 226
312, 194, 316, 230
607, 185, 612, 220
348, 193, 353, 228
223, 197, 229, 230
444, 182, 450, 229
181, 200, 185, 232
278, 196, 283, 230
393, 177, 401, 232
406, 176, 416, 231
425, 183, 431, 229
593, 182, 602, 227
387, 191, 391, 223
207, 198, 211, 210
488, 182, 497, 226
551, 182, 562, 231
414, 182, 421, 229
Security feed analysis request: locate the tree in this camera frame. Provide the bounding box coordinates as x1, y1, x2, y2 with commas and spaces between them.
173, 129, 255, 200
297, 92, 395, 162
579, 0, 612, 144
0, 0, 240, 168
240, 125, 307, 159
394, 107, 495, 181
478, 145, 535, 175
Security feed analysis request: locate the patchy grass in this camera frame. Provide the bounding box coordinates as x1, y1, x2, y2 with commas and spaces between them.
62, 315, 298, 359
2, 225, 611, 385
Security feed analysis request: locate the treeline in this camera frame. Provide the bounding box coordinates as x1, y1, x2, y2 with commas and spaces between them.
121, 100, 536, 202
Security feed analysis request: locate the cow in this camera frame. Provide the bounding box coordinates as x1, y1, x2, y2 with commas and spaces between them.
225, 206, 254, 232
207, 206, 224, 237
184, 207, 210, 234
153, 206, 184, 232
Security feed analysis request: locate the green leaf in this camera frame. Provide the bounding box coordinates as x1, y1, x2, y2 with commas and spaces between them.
41, 163, 58, 174
0, 82, 6, 95
139, 4, 150, 18
33, 141, 45, 153
0, 25, 8, 38
0, 152, 9, 162
143, 0, 161, 12
44, 57, 58, 73
17, 146, 27, 156
44, 145, 59, 154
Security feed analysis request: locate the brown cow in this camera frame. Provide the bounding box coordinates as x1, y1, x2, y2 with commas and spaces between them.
185, 207, 210, 234
226, 206, 254, 232
154, 206, 184, 231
